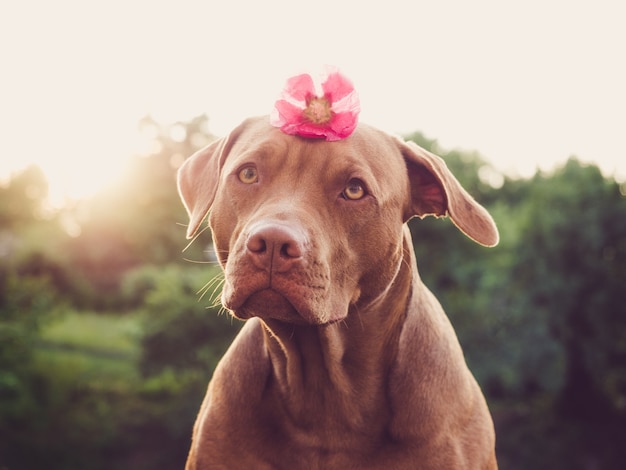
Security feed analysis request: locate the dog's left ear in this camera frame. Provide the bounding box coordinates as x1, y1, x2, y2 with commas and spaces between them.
179, 123, 252, 239
399, 139, 499, 247
178, 138, 225, 239
178, 118, 260, 238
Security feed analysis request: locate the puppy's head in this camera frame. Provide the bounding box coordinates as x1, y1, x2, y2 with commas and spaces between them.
178, 116, 497, 325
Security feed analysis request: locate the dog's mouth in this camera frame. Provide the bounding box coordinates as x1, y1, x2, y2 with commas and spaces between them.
220, 246, 351, 325
223, 273, 344, 325
239, 288, 294, 317
231, 288, 315, 325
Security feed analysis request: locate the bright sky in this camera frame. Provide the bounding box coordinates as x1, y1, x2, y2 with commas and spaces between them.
1, 0, 624, 204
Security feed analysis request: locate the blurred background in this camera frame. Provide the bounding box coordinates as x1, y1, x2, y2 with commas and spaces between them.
1, 1, 625, 469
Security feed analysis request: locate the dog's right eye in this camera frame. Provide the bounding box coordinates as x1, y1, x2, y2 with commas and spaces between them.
238, 166, 258, 184
342, 179, 366, 200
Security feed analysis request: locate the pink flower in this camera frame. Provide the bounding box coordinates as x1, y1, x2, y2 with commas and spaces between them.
270, 69, 360, 141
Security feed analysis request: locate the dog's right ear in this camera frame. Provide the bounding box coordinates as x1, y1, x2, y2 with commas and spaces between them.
177, 137, 228, 239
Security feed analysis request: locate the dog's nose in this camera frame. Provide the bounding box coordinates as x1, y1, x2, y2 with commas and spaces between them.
246, 222, 305, 272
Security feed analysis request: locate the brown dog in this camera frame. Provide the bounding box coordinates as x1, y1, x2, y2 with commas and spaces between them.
178, 116, 499, 469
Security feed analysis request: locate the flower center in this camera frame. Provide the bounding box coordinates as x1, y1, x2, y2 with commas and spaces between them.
304, 97, 332, 124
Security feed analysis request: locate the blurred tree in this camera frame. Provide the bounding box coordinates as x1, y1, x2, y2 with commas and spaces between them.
65, 115, 217, 309
0, 116, 227, 467
114, 114, 215, 263
122, 263, 238, 376
0, 165, 83, 305
513, 158, 626, 419
0, 266, 61, 461
0, 165, 49, 229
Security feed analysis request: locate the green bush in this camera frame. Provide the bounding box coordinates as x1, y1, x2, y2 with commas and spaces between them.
123, 263, 240, 376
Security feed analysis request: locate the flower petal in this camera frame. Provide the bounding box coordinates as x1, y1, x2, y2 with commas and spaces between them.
321, 71, 356, 102
331, 88, 361, 116
282, 73, 315, 102
328, 112, 359, 141
270, 100, 305, 128
286, 122, 328, 139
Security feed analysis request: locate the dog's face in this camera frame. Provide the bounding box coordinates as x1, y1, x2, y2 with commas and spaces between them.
178, 117, 498, 325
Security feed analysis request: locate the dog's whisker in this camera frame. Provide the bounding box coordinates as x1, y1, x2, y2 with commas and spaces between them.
198, 277, 224, 299
208, 288, 224, 313
198, 275, 225, 302
207, 279, 226, 305
197, 277, 216, 297
181, 223, 213, 253
183, 257, 220, 265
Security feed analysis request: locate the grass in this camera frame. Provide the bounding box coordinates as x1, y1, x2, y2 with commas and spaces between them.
35, 310, 142, 384
40, 311, 141, 354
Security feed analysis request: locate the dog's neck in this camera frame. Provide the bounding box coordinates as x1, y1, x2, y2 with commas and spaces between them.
259, 235, 415, 434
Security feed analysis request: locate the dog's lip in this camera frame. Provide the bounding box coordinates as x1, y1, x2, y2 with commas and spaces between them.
221, 252, 346, 324
235, 287, 310, 324
242, 288, 293, 311
224, 274, 329, 324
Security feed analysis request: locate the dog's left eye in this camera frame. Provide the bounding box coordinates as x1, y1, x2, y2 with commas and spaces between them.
238, 166, 258, 184
343, 179, 366, 200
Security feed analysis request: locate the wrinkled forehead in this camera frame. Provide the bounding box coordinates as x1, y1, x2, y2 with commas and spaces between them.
224, 117, 406, 180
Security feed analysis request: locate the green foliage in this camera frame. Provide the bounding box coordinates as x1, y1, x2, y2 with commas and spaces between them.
39, 311, 141, 360
0, 265, 239, 469
0, 117, 234, 469
512, 159, 626, 418
123, 263, 240, 376
0, 268, 60, 417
